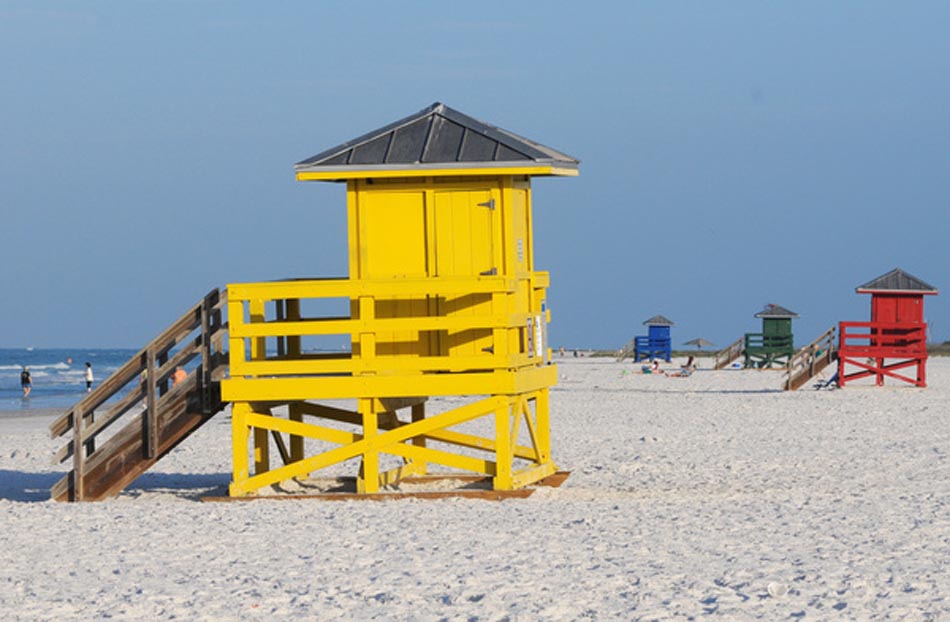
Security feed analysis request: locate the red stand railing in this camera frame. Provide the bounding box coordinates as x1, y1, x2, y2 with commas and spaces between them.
837, 321, 927, 387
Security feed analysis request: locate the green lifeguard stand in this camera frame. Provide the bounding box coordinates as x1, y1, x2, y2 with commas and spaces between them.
744, 303, 798, 368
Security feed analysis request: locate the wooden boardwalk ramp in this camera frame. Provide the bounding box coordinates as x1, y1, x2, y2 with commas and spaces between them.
784, 326, 838, 391
713, 337, 745, 370
50, 289, 228, 502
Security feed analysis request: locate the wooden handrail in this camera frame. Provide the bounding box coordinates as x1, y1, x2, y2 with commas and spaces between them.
50, 292, 225, 437
615, 339, 636, 361
713, 337, 744, 370
784, 325, 837, 391
50, 289, 227, 475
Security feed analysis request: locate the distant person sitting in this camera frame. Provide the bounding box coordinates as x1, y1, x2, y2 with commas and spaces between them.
641, 359, 662, 375
20, 367, 32, 397
667, 356, 696, 377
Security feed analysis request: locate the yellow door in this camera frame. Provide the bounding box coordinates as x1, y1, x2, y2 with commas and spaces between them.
433, 188, 497, 358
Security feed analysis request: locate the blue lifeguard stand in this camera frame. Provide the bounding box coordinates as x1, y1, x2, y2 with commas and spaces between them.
634, 315, 674, 362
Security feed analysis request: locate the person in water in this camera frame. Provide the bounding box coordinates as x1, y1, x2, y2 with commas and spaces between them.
20, 367, 32, 397
84, 362, 94, 392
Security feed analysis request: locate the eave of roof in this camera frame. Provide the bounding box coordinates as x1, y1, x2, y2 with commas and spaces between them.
295, 163, 578, 182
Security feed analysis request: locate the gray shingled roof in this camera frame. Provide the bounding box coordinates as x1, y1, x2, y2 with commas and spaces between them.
295, 102, 579, 174
856, 268, 938, 294
642, 315, 675, 326
754, 304, 799, 319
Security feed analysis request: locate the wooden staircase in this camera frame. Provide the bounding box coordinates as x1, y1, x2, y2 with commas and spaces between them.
713, 337, 744, 370
615, 339, 636, 361
50, 289, 228, 501
784, 325, 838, 391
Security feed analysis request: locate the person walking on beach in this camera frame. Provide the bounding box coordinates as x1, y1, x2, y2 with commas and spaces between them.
84, 362, 94, 392
20, 367, 32, 397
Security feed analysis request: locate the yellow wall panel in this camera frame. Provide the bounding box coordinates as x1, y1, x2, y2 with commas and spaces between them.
358, 190, 427, 279
356, 189, 428, 357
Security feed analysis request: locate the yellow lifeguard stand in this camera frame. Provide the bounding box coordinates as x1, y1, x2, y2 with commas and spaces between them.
221, 103, 578, 496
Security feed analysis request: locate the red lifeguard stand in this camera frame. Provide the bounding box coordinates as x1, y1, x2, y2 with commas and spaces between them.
838, 268, 938, 388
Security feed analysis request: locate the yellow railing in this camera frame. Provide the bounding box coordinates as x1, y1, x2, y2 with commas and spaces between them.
226, 273, 551, 379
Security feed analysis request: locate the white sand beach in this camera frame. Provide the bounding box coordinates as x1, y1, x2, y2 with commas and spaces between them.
2, 357, 949, 621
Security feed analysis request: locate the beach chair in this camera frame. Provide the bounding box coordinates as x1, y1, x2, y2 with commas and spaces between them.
813, 371, 839, 390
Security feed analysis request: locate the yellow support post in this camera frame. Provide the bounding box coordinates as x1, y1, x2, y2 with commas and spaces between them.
230, 402, 251, 496
493, 397, 514, 490
357, 398, 380, 494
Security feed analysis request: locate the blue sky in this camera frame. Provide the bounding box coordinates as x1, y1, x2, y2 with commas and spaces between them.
2, 2, 948, 349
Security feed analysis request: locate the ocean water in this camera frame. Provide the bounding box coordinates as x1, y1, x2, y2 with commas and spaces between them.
0, 348, 137, 412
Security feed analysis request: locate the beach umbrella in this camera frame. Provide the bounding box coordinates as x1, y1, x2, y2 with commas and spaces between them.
683, 338, 715, 350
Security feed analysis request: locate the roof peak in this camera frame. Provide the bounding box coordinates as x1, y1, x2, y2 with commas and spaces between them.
856, 268, 938, 294
755, 303, 799, 319
294, 102, 579, 179
642, 314, 674, 326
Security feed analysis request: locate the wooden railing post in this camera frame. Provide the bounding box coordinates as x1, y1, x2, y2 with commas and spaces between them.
72, 408, 84, 501
146, 347, 158, 459
200, 293, 212, 413
211, 293, 225, 376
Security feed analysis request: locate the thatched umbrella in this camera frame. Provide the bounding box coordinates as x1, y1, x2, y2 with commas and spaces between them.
683, 338, 715, 350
